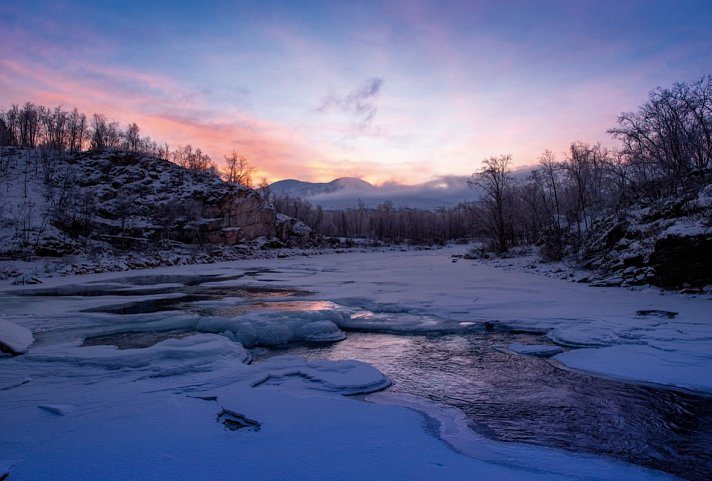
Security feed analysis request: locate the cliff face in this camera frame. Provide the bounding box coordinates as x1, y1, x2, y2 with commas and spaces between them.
202, 189, 277, 244
0, 148, 308, 258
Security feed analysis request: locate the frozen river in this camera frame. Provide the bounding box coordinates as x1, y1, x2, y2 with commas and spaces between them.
2, 248, 711, 480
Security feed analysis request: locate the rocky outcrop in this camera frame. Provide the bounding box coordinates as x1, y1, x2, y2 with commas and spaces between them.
202, 188, 277, 245
581, 177, 712, 289
650, 234, 712, 288
0, 148, 310, 258
275, 213, 311, 245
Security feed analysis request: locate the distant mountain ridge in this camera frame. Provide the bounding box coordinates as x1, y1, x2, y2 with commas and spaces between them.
269, 177, 375, 198
267, 175, 477, 210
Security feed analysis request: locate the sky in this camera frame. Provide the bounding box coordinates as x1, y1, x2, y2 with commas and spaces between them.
1, 0, 712, 185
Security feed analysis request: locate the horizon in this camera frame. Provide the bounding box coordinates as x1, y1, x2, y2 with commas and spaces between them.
2, 1, 712, 184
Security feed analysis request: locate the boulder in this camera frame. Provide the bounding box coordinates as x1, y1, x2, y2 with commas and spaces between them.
651, 234, 712, 288
0, 319, 34, 355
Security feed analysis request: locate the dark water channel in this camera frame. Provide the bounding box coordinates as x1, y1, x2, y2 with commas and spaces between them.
254, 332, 712, 481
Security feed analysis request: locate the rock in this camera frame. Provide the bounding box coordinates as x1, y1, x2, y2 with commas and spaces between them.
650, 234, 712, 288
589, 275, 623, 287
0, 319, 34, 355
217, 409, 261, 432
636, 309, 678, 318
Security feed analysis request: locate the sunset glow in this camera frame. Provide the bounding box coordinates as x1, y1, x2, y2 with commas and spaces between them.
2, 0, 711, 183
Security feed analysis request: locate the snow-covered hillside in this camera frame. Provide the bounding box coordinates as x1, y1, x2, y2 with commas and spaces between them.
580, 177, 712, 289
0, 147, 310, 280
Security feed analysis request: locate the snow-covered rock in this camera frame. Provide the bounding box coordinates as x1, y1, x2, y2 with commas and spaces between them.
0, 319, 34, 355
582, 175, 712, 288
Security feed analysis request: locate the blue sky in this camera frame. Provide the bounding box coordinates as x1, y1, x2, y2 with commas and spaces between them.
2, 0, 711, 183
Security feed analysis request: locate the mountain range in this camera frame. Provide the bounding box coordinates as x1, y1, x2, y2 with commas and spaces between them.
268, 176, 477, 210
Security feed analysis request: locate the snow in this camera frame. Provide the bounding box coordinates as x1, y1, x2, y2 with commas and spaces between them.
193, 306, 347, 346
555, 344, 712, 392
27, 333, 251, 370
0, 318, 34, 354
1, 246, 708, 479
660, 217, 710, 237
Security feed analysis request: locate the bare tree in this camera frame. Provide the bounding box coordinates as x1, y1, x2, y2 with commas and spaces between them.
67, 108, 87, 152
223, 151, 254, 187
90, 113, 108, 151
609, 75, 712, 191
124, 122, 141, 152
469, 154, 514, 253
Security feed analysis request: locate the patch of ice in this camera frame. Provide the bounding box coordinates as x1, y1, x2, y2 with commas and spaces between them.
555, 344, 712, 392
250, 355, 391, 395
195, 310, 347, 346
27, 333, 250, 370
506, 343, 563, 357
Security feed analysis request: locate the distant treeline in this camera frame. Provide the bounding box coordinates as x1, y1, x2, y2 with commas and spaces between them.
268, 75, 712, 253
268, 194, 478, 245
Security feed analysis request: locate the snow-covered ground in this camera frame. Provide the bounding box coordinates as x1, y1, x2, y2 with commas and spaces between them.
1, 246, 709, 480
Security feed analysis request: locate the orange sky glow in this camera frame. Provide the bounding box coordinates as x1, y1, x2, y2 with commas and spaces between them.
2, 1, 712, 185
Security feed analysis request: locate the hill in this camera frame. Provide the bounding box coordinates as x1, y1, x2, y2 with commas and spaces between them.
269, 177, 375, 198
268, 175, 476, 210
0, 147, 309, 280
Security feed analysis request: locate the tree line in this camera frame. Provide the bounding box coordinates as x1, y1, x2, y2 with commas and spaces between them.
268, 193, 478, 245
0, 102, 260, 186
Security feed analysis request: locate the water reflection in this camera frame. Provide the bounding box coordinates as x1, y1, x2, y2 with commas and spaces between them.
210, 300, 341, 317
255, 332, 712, 481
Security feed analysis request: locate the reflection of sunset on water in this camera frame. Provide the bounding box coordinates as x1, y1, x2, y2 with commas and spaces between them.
213, 300, 340, 317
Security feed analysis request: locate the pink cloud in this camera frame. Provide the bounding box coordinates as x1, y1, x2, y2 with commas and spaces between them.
0, 54, 340, 182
